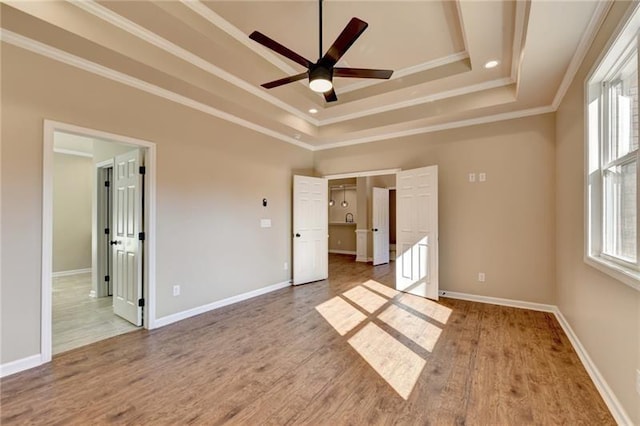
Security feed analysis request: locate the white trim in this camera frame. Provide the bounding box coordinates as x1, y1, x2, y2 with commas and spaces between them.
584, 256, 640, 292
52, 268, 92, 278
328, 250, 356, 255
315, 106, 555, 151
42, 120, 159, 366
319, 77, 512, 126
95, 158, 114, 168
438, 290, 556, 312
73, 1, 318, 127
53, 148, 93, 158
552, 1, 613, 109
337, 52, 470, 95
154, 280, 291, 328
0, 30, 313, 151
181, 1, 300, 79
439, 290, 633, 425
324, 168, 401, 180
554, 310, 634, 426
0, 354, 43, 378
510, 0, 530, 86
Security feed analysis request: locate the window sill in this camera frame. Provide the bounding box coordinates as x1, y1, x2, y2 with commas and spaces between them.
585, 255, 640, 292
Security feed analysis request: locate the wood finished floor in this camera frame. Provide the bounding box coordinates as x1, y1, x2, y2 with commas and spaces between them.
53, 273, 139, 355
2, 255, 613, 425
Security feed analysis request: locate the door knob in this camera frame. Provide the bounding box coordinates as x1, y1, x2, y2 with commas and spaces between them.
109, 240, 122, 245
372, 228, 378, 232
295, 233, 301, 237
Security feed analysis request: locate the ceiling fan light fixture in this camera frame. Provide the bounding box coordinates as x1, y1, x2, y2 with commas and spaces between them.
309, 66, 333, 93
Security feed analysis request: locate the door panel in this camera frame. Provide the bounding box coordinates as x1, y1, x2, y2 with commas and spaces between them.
395, 166, 438, 300
293, 175, 328, 285
372, 187, 390, 265
112, 149, 143, 326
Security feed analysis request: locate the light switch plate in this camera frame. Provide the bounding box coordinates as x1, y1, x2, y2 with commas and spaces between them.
468, 173, 476, 183
260, 219, 272, 228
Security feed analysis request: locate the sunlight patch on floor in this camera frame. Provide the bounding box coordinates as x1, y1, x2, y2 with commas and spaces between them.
315, 279, 451, 400
362, 279, 399, 298
343, 285, 388, 313
397, 293, 452, 324
348, 323, 426, 400
315, 296, 367, 336
378, 304, 442, 352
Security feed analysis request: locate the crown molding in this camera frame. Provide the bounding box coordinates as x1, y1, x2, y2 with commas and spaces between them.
511, 0, 531, 89
319, 77, 513, 126
72, 0, 319, 126
552, 0, 613, 109
0, 29, 314, 150
314, 105, 555, 151
181, 0, 299, 78
337, 52, 470, 94
53, 148, 93, 158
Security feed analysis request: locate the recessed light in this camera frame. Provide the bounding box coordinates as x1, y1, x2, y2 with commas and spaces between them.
484, 60, 499, 69
308, 108, 318, 114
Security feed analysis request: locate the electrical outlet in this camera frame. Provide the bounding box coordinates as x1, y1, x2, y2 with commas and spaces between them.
478, 272, 486, 282
636, 369, 640, 396
479, 172, 487, 182
284, 262, 288, 270
172, 285, 180, 296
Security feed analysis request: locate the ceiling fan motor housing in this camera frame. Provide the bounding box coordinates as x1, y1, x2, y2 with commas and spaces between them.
309, 65, 333, 91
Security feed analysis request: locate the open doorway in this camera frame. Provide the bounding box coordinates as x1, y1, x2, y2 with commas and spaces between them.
52, 132, 143, 354
42, 121, 157, 362
326, 173, 397, 265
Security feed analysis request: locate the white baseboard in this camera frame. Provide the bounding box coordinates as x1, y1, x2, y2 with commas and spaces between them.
439, 289, 631, 425
52, 268, 91, 278
439, 290, 556, 312
0, 354, 43, 378
329, 250, 356, 255
154, 280, 291, 328
553, 310, 633, 426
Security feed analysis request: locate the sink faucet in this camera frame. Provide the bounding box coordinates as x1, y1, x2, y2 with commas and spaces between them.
345, 213, 354, 223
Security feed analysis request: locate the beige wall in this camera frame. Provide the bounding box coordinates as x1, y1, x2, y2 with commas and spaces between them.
328, 224, 357, 253
52, 153, 92, 272
0, 44, 313, 364
316, 113, 556, 304
555, 1, 640, 423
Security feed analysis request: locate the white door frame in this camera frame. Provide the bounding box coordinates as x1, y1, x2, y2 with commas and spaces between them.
42, 119, 157, 364
95, 159, 113, 298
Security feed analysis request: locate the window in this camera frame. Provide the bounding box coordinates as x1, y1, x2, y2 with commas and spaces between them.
586, 19, 640, 291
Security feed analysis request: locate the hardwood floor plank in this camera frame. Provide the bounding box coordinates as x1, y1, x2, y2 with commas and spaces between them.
1, 255, 614, 425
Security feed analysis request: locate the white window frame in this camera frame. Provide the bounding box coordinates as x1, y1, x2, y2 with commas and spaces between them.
585, 4, 640, 292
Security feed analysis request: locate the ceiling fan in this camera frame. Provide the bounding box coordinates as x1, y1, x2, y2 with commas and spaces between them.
249, 0, 393, 103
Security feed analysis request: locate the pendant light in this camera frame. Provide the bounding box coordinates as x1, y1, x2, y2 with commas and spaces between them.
341, 186, 349, 208
329, 187, 335, 206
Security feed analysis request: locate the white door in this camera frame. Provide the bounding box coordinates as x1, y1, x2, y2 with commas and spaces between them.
372, 187, 390, 266
293, 175, 328, 285
395, 165, 438, 300
112, 149, 143, 325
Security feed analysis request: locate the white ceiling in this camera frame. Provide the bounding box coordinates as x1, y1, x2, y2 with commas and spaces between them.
1, 1, 610, 150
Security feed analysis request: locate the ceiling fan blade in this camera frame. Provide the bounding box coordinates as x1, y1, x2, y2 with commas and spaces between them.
323, 88, 338, 103
333, 68, 393, 79
321, 18, 368, 67
249, 31, 312, 69
261, 72, 308, 89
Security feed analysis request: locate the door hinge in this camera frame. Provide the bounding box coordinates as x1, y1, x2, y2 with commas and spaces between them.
105, 275, 110, 282
139, 166, 146, 175
138, 232, 145, 241
138, 298, 145, 307
105, 228, 110, 235
104, 180, 110, 187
